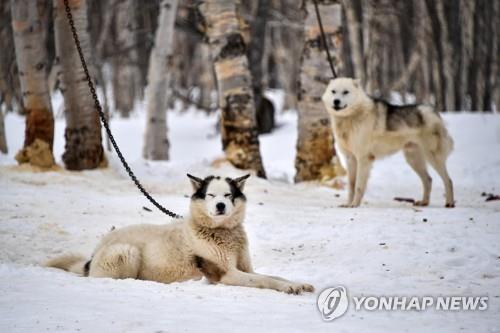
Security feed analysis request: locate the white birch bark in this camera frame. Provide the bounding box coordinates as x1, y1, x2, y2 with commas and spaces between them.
54, 0, 104, 170
143, 0, 178, 160
295, 0, 342, 182
200, 0, 266, 177
10, 0, 54, 162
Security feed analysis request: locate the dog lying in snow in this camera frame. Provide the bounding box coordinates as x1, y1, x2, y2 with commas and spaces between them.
322, 78, 455, 208
45, 174, 314, 295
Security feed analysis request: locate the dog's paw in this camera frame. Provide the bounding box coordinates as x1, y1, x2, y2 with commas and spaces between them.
300, 283, 315, 293
280, 282, 315, 295
339, 203, 356, 208
445, 202, 455, 208
414, 200, 429, 207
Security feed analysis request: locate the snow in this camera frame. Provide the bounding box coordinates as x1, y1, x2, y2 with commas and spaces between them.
1, 98, 500, 332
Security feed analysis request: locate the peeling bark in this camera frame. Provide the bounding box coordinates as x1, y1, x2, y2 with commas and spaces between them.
10, 0, 55, 166
143, 0, 178, 160
200, 0, 266, 178
54, 0, 104, 170
295, 0, 341, 182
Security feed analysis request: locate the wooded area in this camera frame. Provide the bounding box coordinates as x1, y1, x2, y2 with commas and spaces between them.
0, 0, 498, 178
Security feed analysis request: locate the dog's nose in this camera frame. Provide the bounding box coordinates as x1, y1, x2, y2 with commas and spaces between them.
333, 99, 341, 106
216, 202, 225, 212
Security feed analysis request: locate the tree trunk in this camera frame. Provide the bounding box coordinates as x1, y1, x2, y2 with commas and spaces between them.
275, 0, 303, 111
112, 0, 141, 118
295, 0, 342, 182
200, 0, 266, 178
365, 0, 384, 95
0, 1, 22, 113
470, 0, 487, 111
342, 0, 364, 82
459, 0, 475, 110
491, 0, 500, 111
424, 0, 446, 111
10, 0, 55, 166
142, 0, 178, 160
436, 0, 456, 111
54, 0, 104, 170
0, 109, 7, 154
247, 0, 274, 134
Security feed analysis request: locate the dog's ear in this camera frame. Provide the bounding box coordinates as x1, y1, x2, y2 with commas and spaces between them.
187, 174, 204, 191
353, 79, 361, 88
233, 174, 250, 191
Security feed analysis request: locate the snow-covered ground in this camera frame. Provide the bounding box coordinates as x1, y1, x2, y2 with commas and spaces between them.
1, 98, 500, 332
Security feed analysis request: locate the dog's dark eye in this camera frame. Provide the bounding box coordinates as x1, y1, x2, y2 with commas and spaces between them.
343, 90, 349, 95
224, 193, 232, 198
207, 194, 215, 198
331, 90, 336, 94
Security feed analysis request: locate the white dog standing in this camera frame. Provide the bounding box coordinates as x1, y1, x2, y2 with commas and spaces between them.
322, 78, 455, 208
45, 174, 314, 295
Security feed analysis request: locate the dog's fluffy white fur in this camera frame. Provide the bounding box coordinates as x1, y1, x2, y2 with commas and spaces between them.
322, 78, 455, 207
45, 174, 314, 295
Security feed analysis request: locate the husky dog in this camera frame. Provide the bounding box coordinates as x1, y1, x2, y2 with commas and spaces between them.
322, 78, 455, 208
45, 174, 314, 295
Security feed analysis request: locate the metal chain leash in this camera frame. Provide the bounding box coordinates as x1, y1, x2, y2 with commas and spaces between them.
63, 0, 182, 219
312, 0, 338, 79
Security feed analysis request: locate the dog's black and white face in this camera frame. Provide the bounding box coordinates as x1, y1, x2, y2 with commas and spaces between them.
322, 78, 368, 117
187, 174, 249, 228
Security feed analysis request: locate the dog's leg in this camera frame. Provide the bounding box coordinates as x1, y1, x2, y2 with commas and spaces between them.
343, 153, 357, 206
220, 269, 314, 294
403, 144, 432, 206
89, 244, 141, 279
348, 156, 373, 207
237, 247, 254, 273
425, 153, 455, 207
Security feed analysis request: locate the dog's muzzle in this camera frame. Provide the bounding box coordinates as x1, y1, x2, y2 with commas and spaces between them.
333, 99, 345, 111
215, 202, 226, 215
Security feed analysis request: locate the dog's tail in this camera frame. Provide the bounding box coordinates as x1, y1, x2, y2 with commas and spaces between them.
440, 125, 454, 157
44, 254, 90, 276
422, 106, 454, 157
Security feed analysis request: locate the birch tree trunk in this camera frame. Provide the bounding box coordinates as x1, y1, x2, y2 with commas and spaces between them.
424, 0, 446, 111
275, 0, 303, 111
0, 0, 21, 113
491, 0, 499, 111
295, 0, 342, 182
0, 109, 7, 154
200, 0, 266, 178
54, 0, 104, 170
112, 0, 141, 118
142, 0, 178, 160
365, 0, 383, 95
436, 0, 456, 111
342, 0, 364, 82
11, 0, 55, 165
459, 0, 475, 110
470, 0, 487, 111
248, 0, 273, 133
